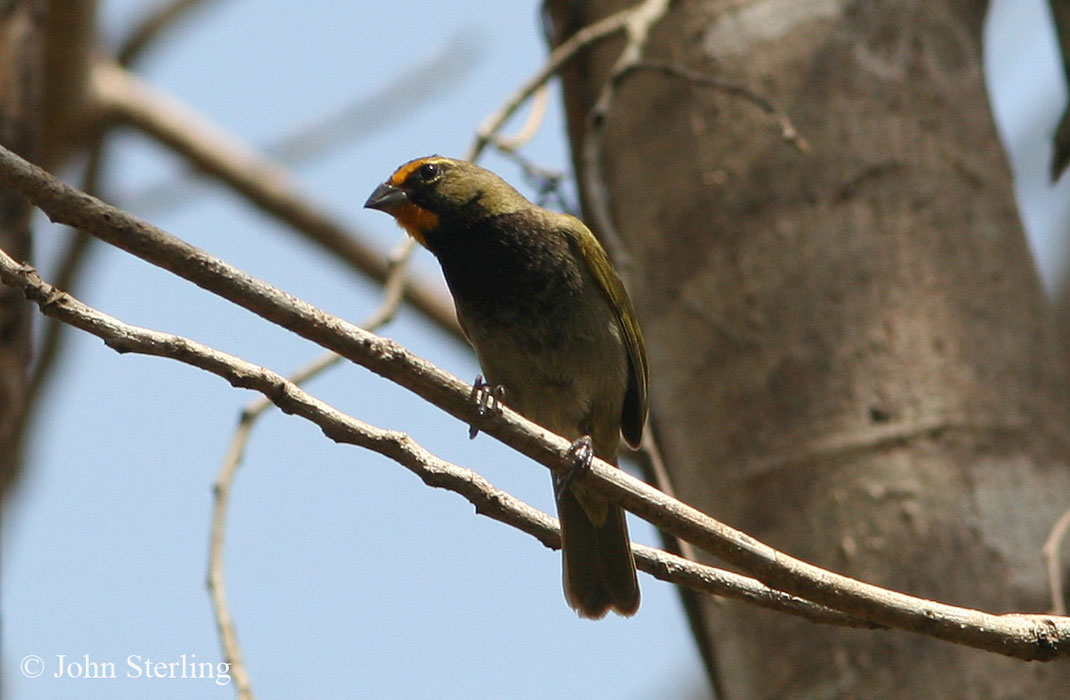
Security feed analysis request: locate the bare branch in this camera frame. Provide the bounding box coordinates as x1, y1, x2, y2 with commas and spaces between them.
208, 406, 256, 700
1, 144, 1069, 659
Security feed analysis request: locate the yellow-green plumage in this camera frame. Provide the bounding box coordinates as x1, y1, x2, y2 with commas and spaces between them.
365, 156, 647, 618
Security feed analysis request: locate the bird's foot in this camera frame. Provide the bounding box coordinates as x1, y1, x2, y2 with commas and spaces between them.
556, 435, 594, 495
468, 374, 505, 439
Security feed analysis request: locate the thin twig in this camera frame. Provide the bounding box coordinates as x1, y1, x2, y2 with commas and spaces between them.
490, 84, 550, 152
470, 1, 656, 161
208, 412, 256, 700
1044, 508, 1070, 615
206, 238, 413, 699
1, 146, 1069, 659
0, 246, 868, 631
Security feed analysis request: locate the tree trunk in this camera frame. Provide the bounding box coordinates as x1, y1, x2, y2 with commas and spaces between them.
546, 0, 1070, 697
0, 0, 43, 500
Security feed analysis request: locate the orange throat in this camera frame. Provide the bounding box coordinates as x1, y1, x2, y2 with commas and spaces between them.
391, 202, 439, 247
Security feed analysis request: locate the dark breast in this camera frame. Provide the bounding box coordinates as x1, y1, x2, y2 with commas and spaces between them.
425, 212, 584, 349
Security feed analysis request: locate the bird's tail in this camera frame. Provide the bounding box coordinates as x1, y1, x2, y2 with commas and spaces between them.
555, 483, 640, 618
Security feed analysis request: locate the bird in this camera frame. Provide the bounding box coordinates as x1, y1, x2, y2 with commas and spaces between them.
365, 155, 647, 618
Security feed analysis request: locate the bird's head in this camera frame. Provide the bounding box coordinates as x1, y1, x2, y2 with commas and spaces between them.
364, 155, 528, 246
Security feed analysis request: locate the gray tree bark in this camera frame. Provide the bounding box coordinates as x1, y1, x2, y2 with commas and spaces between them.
545, 1, 1070, 697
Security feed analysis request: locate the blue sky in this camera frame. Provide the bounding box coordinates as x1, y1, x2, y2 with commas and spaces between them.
4, 1, 1068, 699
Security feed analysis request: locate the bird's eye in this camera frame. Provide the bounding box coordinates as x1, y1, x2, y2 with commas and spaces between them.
416, 162, 440, 181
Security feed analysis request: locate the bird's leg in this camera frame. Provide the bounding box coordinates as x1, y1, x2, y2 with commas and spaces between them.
555, 435, 594, 496
468, 374, 505, 439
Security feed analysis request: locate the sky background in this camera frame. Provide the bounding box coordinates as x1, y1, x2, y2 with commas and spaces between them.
4, 1, 1068, 699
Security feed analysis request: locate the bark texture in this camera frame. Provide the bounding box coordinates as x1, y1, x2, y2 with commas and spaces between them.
546, 0, 1070, 697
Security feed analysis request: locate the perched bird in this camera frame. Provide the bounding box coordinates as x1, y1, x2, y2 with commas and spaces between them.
365, 155, 647, 618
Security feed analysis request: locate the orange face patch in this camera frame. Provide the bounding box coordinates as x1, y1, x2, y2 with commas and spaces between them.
382, 156, 449, 246
389, 201, 439, 247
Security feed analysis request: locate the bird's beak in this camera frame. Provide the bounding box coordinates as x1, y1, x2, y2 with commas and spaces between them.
364, 182, 409, 213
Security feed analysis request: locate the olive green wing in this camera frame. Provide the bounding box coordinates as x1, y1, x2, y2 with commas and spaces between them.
563, 216, 648, 448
